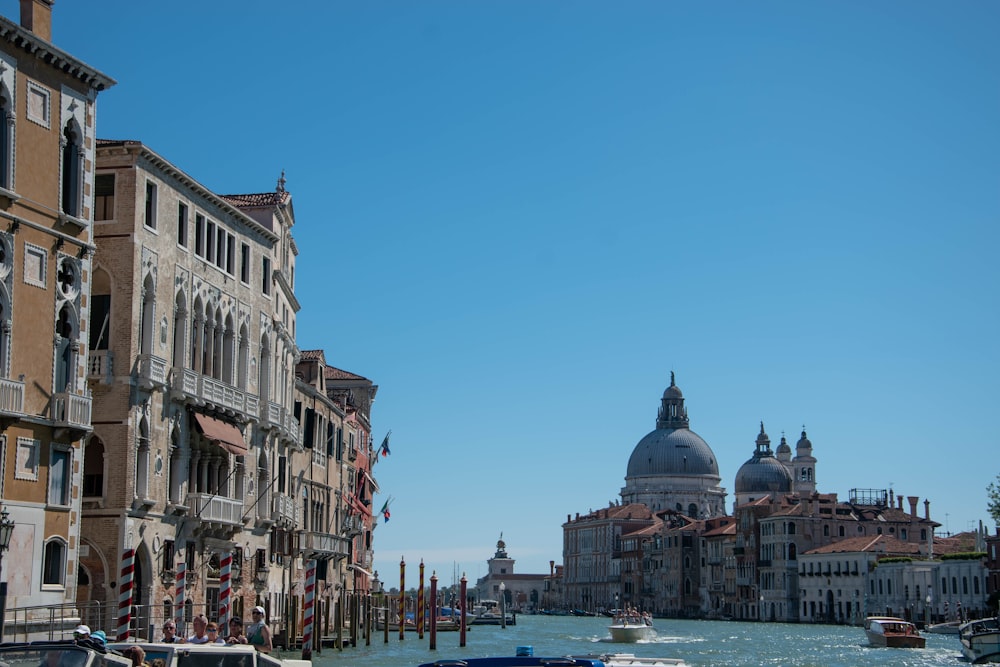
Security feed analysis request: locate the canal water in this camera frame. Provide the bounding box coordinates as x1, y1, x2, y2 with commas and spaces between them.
302, 614, 966, 667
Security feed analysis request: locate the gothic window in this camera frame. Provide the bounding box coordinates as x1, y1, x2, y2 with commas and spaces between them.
172, 292, 186, 368
222, 313, 235, 383
237, 323, 248, 390
139, 274, 155, 356
0, 89, 12, 191
54, 304, 76, 392
136, 417, 150, 500
61, 121, 82, 218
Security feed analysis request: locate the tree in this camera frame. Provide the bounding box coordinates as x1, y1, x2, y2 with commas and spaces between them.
988, 473, 1000, 526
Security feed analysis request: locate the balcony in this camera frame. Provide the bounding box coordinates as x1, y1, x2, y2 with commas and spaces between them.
0, 376, 24, 418
87, 350, 113, 384
51, 391, 91, 432
299, 531, 350, 561
270, 492, 298, 528
136, 354, 168, 389
342, 514, 364, 536
186, 492, 243, 535
170, 367, 259, 424
261, 401, 300, 447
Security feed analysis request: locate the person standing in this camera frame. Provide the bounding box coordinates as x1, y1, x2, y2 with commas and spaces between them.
161, 622, 181, 643
246, 607, 273, 653
187, 615, 210, 644
205, 622, 226, 644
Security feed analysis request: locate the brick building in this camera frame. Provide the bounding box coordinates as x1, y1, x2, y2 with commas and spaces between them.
0, 0, 113, 636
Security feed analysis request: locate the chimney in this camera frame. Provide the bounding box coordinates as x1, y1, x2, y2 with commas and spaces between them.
924, 498, 930, 521
19, 0, 53, 41
897, 494, 903, 510
908, 496, 918, 518
549, 560, 554, 576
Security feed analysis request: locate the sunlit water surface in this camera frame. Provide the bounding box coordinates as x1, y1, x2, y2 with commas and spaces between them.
294, 615, 966, 667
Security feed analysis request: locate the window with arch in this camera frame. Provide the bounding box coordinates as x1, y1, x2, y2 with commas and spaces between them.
54, 303, 77, 392
688, 503, 697, 517
82, 437, 104, 498
61, 120, 82, 218
139, 274, 155, 357
43, 538, 67, 586
172, 291, 186, 368
0, 86, 12, 191
136, 417, 150, 500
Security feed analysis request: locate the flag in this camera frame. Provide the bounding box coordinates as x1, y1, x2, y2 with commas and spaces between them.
380, 431, 392, 457
380, 498, 392, 523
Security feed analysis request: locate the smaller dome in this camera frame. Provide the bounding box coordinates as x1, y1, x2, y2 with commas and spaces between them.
735, 455, 793, 493
662, 371, 683, 399
797, 429, 812, 451
775, 435, 791, 462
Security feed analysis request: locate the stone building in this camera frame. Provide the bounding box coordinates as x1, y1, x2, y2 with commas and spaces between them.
473, 536, 549, 612
82, 138, 302, 637
562, 502, 655, 612
0, 0, 114, 636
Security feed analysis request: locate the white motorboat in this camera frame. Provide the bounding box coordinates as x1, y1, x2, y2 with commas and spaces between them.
863, 616, 925, 648
0, 639, 131, 667
607, 613, 655, 643
959, 617, 1000, 663
109, 641, 311, 667
571, 654, 686, 667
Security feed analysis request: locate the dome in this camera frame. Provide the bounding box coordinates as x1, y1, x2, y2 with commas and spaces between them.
734, 423, 792, 494
796, 429, 812, 451
627, 427, 719, 477
734, 455, 792, 493
775, 435, 791, 460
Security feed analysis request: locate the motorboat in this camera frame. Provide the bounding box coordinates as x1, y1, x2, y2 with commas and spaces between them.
607, 612, 654, 643
0, 639, 131, 667
863, 616, 926, 648
959, 617, 1000, 663
925, 620, 963, 634
570, 654, 687, 667
108, 640, 311, 667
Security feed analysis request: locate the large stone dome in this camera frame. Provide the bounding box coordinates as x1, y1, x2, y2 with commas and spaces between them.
620, 374, 726, 519
627, 427, 719, 477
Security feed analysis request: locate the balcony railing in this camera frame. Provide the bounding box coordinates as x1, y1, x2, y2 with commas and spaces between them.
300, 531, 350, 560
271, 492, 298, 527
170, 367, 259, 423
51, 391, 91, 430
136, 354, 168, 388
186, 492, 243, 527
0, 376, 24, 417
87, 350, 112, 383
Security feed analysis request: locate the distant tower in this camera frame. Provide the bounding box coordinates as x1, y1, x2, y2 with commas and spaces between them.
792, 428, 817, 494
487, 534, 515, 578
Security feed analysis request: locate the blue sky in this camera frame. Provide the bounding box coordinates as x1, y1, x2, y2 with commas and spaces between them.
30, 1, 1000, 585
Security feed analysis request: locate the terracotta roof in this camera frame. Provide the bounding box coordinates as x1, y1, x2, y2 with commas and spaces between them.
934, 531, 981, 555
804, 534, 922, 556
324, 365, 369, 382
219, 192, 290, 207
300, 350, 326, 361
704, 521, 737, 537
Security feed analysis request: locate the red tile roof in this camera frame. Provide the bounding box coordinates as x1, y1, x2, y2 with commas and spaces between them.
219, 192, 290, 207
324, 365, 369, 382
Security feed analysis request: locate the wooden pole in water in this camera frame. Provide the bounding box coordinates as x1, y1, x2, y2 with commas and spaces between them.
418, 561, 425, 639
399, 557, 406, 641
460, 572, 467, 648
429, 571, 438, 650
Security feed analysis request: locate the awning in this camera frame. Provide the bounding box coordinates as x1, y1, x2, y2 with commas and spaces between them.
192, 412, 247, 455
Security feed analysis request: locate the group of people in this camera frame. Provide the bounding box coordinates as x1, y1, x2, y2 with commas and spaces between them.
161, 607, 272, 653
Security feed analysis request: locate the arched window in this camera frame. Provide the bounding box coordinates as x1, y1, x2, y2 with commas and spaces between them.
688, 503, 697, 517
788, 543, 797, 560
61, 121, 82, 217
237, 323, 249, 390
167, 426, 182, 505
222, 313, 235, 383
136, 417, 150, 500
139, 274, 155, 356
83, 436, 104, 498
55, 304, 76, 391
43, 539, 67, 585
0, 88, 12, 190
259, 334, 270, 404
172, 291, 186, 368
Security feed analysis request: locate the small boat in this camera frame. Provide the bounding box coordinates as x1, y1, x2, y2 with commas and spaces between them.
959, 617, 1000, 663
925, 620, 963, 634
0, 639, 131, 667
571, 653, 687, 667
863, 616, 926, 648
608, 612, 655, 643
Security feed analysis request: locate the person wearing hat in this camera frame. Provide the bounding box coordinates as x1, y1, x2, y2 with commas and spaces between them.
90, 630, 107, 648
245, 607, 272, 653
73, 625, 91, 642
